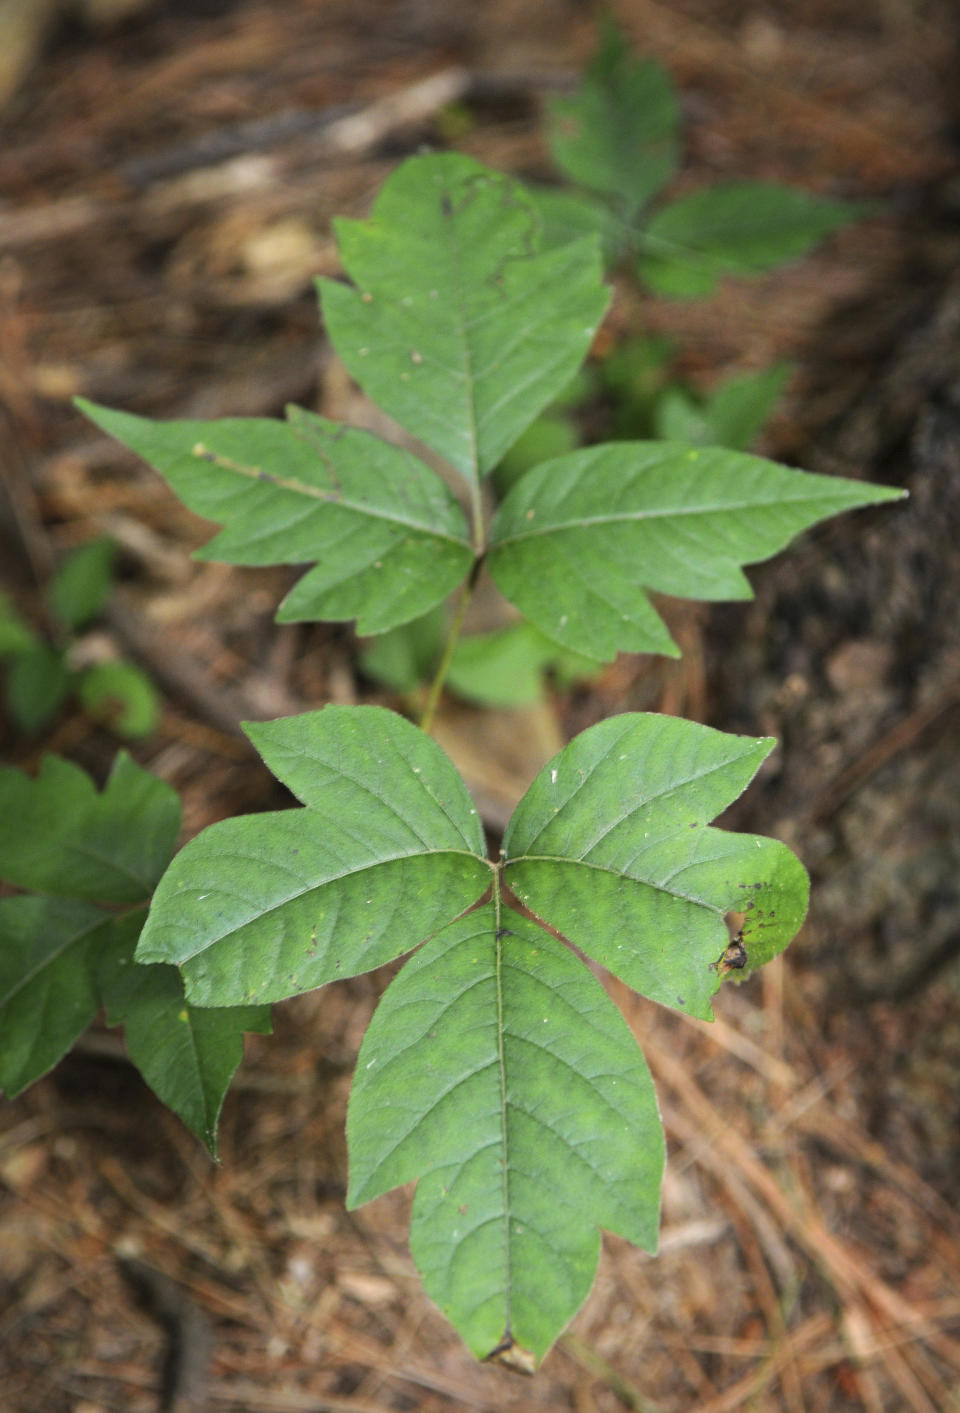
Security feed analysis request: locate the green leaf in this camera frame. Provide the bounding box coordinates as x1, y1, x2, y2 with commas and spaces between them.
700, 362, 792, 451
318, 152, 609, 484
0, 593, 39, 658
638, 182, 861, 297
601, 334, 676, 440
361, 616, 595, 706
137, 706, 491, 1005
601, 334, 675, 398
162, 700, 807, 1359
494, 413, 579, 497
78, 659, 162, 738
5, 642, 70, 733
488, 442, 906, 661
347, 904, 664, 1363
0, 895, 105, 1095
503, 714, 809, 1020
654, 366, 792, 452
651, 388, 710, 446
547, 21, 680, 219
0, 752, 180, 902
76, 400, 473, 635
97, 914, 271, 1156
523, 184, 628, 264
48, 537, 116, 631
447, 623, 554, 707
359, 604, 447, 693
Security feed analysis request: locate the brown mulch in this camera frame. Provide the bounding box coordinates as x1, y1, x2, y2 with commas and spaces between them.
2, 1, 960, 1410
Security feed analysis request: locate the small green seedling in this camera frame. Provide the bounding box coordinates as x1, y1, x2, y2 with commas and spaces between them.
360, 20, 850, 709
1, 150, 903, 1366
1, 538, 160, 738
532, 17, 862, 296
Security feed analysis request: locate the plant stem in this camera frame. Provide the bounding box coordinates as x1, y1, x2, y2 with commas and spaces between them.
468, 475, 486, 557
420, 558, 481, 734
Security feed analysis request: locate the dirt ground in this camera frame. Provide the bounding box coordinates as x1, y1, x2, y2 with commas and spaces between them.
2, 1, 960, 1409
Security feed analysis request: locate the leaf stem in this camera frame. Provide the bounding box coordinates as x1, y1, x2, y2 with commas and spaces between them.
468, 476, 485, 557
491, 868, 512, 1337
419, 557, 482, 734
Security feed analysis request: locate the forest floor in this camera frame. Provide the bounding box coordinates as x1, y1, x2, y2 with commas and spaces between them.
2, 1, 960, 1410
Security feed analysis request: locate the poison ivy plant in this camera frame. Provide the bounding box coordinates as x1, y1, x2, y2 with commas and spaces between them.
138, 703, 807, 1361
79, 152, 898, 672
0, 754, 270, 1153
531, 17, 861, 297
26, 147, 904, 1365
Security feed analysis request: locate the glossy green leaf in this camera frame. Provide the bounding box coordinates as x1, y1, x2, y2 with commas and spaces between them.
48, 536, 116, 631
0, 752, 181, 903
0, 895, 105, 1095
638, 182, 861, 297
76, 401, 473, 634
488, 442, 906, 661
318, 153, 609, 483
136, 706, 491, 1005
348, 904, 664, 1363
503, 714, 809, 1019
97, 914, 271, 1156
547, 20, 679, 219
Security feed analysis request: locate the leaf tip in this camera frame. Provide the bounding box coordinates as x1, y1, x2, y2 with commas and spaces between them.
483, 1334, 538, 1375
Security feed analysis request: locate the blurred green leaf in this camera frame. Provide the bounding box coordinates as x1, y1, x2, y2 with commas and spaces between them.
5, 643, 70, 733
651, 387, 710, 445
447, 622, 551, 706
359, 604, 447, 693
0, 594, 39, 658
652, 364, 792, 452
48, 537, 116, 632
699, 362, 793, 451
494, 414, 579, 497
78, 659, 162, 739
638, 182, 861, 297
523, 183, 628, 264
547, 19, 680, 220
